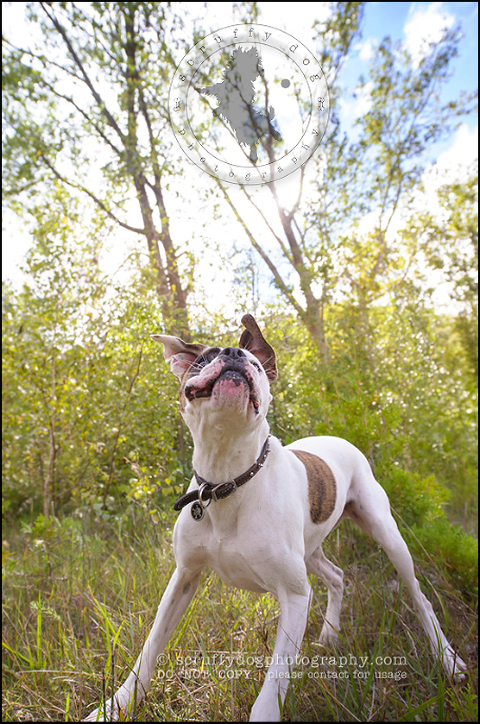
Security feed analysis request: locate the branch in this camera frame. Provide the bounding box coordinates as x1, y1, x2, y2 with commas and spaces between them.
41, 79, 124, 159
289, 163, 307, 221
241, 188, 292, 262
268, 183, 306, 273
39, 2, 126, 144
41, 155, 145, 235
217, 182, 305, 317
3, 39, 85, 84
138, 89, 158, 170
103, 345, 144, 505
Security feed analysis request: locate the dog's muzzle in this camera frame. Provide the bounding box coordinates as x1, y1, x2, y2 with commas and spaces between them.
184, 348, 260, 412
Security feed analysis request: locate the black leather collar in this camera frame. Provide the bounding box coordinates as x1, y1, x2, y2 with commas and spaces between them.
173, 436, 271, 512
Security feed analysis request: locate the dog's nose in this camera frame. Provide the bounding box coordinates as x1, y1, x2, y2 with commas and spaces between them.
220, 347, 246, 359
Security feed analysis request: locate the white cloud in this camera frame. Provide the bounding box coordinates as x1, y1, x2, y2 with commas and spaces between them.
355, 37, 378, 63
435, 123, 478, 175
422, 123, 478, 208
339, 80, 374, 127
404, 2, 455, 67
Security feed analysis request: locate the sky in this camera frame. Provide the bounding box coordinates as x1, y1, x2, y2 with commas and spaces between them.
2, 1, 478, 307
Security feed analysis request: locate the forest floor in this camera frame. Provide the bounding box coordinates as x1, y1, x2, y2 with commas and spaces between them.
2, 509, 478, 722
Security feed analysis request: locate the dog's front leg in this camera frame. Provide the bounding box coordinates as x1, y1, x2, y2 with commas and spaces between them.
85, 567, 200, 721
250, 585, 312, 722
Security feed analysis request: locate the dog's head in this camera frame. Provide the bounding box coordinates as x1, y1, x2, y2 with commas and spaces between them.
152, 315, 277, 429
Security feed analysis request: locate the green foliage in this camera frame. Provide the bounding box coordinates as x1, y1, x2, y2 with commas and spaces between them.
2, 510, 477, 721
412, 517, 478, 597
3, 1, 194, 327
381, 469, 451, 527
2, 204, 185, 519
3, 218, 476, 585
1, 3, 477, 716
399, 165, 479, 380
259, 308, 477, 594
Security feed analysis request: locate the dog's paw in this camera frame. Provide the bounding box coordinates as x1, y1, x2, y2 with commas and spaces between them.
444, 646, 468, 683
84, 699, 122, 722
318, 625, 339, 648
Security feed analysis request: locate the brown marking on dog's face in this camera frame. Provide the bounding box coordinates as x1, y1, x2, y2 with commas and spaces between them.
290, 449, 337, 524
153, 323, 272, 422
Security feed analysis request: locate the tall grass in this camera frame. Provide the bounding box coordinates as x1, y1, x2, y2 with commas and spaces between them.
2, 510, 477, 721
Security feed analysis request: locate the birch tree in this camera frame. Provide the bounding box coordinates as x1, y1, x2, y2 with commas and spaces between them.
3, 1, 191, 334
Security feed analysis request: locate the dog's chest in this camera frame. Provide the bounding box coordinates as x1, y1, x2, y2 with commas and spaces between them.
203, 510, 273, 594
213, 550, 268, 593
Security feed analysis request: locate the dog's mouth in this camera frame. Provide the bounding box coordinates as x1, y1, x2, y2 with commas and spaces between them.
185, 366, 260, 413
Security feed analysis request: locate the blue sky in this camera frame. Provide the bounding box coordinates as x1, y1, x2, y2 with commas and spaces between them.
353, 2, 478, 108
333, 1, 478, 162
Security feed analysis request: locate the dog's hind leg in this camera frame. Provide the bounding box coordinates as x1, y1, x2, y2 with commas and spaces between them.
306, 546, 344, 647
84, 567, 201, 721
346, 466, 467, 679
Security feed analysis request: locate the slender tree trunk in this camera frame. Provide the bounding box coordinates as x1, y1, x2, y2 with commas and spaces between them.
123, 7, 190, 335
44, 348, 57, 517
300, 302, 329, 366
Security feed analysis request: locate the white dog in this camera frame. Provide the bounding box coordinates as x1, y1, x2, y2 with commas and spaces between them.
86, 314, 466, 721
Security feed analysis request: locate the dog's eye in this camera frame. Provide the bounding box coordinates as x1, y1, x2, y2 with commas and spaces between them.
251, 360, 262, 371
195, 348, 220, 369
196, 356, 211, 369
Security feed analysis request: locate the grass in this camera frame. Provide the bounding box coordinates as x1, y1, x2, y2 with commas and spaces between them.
2, 508, 478, 721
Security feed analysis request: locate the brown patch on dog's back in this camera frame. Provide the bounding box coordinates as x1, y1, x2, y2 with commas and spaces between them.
290, 449, 337, 524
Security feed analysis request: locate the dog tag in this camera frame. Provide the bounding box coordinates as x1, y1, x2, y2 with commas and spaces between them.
191, 501, 204, 521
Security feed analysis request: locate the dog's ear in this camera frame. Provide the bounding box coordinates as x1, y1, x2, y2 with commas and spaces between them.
239, 314, 278, 382
151, 335, 208, 379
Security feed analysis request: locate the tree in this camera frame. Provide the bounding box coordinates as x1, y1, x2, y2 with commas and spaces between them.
207, 4, 476, 360
2, 189, 185, 516
3, 1, 192, 334
2, 1, 476, 527
416, 167, 477, 377
2, 188, 108, 516
210, 2, 365, 361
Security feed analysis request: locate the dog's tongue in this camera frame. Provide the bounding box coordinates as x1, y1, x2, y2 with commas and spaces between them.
186, 368, 259, 411
212, 369, 257, 408
187, 369, 246, 400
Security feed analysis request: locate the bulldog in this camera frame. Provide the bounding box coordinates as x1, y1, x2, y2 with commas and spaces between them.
85, 314, 466, 721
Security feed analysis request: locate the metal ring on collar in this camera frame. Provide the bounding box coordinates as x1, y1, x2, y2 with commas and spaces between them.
212, 479, 236, 502
198, 483, 212, 509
